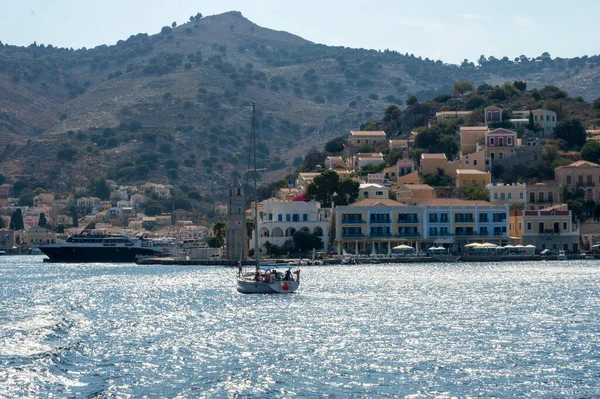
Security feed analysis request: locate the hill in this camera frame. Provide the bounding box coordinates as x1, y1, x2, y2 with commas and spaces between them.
1, 11, 600, 208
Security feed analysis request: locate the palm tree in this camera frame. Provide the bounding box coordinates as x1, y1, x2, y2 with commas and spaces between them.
212, 220, 227, 247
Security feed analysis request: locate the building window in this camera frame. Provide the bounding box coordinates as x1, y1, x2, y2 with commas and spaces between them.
519, 223, 521, 230
286, 214, 291, 222
303, 214, 308, 222
482, 180, 486, 185
501, 193, 506, 201
520, 192, 523, 199
473, 160, 478, 166
357, 139, 361, 144
499, 153, 504, 160
463, 180, 467, 186
507, 137, 512, 145
494, 193, 498, 199
278, 214, 282, 221
563, 222, 567, 230
472, 179, 476, 186
567, 176, 571, 184
499, 138, 504, 147
364, 191, 369, 198
490, 138, 495, 145
527, 222, 532, 230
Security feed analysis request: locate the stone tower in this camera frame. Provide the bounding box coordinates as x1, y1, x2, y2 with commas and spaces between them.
225, 177, 247, 261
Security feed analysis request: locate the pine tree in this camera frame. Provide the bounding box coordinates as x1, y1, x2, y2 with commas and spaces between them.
38, 213, 47, 227
9, 209, 24, 230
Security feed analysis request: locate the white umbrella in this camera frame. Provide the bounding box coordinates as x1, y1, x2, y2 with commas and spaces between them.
525, 244, 536, 248
480, 242, 498, 248
514, 244, 525, 248
465, 243, 482, 248
393, 244, 414, 250
503, 245, 515, 249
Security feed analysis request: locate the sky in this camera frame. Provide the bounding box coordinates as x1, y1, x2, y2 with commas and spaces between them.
0, 0, 598, 65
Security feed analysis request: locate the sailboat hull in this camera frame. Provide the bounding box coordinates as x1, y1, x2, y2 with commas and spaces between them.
236, 278, 299, 294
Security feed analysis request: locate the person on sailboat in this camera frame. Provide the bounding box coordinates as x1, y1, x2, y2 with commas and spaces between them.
237, 261, 242, 277
284, 268, 292, 281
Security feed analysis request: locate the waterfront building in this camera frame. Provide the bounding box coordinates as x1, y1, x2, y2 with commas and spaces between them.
510, 204, 579, 252
253, 199, 330, 254
334, 198, 509, 255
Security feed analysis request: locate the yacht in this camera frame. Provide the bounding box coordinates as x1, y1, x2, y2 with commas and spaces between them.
39, 231, 171, 263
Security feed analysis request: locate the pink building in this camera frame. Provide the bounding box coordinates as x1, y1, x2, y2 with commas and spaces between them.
485, 128, 517, 163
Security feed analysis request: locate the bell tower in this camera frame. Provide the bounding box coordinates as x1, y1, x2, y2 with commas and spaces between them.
226, 177, 247, 261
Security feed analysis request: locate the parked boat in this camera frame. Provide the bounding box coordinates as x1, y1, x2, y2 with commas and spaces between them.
39, 231, 172, 263
236, 102, 300, 294
557, 250, 568, 260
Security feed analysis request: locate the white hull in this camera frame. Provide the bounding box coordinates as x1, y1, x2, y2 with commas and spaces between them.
236, 275, 299, 294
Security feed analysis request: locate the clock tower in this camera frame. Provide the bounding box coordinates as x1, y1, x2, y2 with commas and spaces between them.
225, 177, 247, 261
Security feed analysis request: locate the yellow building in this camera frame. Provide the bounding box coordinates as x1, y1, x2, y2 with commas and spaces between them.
420, 153, 458, 177
456, 169, 491, 188
460, 149, 487, 172
459, 126, 488, 154
348, 131, 387, 147
396, 184, 435, 205
510, 204, 580, 252
555, 160, 600, 201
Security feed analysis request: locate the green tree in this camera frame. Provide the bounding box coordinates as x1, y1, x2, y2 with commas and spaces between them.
0, 174, 5, 185
38, 213, 47, 227
324, 137, 346, 154
292, 231, 324, 254
554, 119, 586, 149
336, 178, 360, 205
452, 81, 474, 97
462, 185, 490, 201
305, 170, 340, 207
581, 140, 600, 164
212, 220, 227, 247
89, 176, 111, 200
405, 95, 418, 106
9, 209, 24, 230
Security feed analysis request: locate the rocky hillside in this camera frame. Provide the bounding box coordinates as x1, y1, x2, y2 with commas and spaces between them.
1, 11, 600, 203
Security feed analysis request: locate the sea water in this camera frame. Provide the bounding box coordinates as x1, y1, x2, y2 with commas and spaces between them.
1, 255, 600, 397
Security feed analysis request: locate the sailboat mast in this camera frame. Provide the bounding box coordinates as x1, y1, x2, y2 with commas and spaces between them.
252, 101, 259, 272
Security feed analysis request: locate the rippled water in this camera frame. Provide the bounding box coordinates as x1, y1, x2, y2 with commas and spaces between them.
1, 255, 600, 397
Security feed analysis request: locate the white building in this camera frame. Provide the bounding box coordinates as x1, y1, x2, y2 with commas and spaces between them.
253, 199, 331, 254
487, 183, 526, 205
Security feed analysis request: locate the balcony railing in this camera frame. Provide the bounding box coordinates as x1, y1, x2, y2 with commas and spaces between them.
493, 218, 507, 222
370, 219, 392, 224
395, 232, 421, 237
455, 231, 477, 236
342, 233, 365, 238
397, 218, 419, 224
479, 217, 489, 223
342, 219, 365, 224
493, 231, 507, 236
455, 218, 474, 223
370, 233, 393, 238
429, 232, 453, 237
541, 229, 560, 235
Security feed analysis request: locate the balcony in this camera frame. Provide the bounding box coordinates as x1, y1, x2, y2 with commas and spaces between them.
493, 218, 507, 223
494, 231, 507, 236
397, 218, 419, 224
455, 231, 477, 236
370, 219, 392, 224
395, 232, 421, 237
429, 232, 452, 237
342, 219, 365, 224
342, 233, 365, 238
541, 229, 560, 235
479, 217, 489, 223
455, 218, 474, 223
370, 233, 393, 238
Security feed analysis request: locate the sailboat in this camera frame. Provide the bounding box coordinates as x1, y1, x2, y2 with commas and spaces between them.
236, 102, 300, 294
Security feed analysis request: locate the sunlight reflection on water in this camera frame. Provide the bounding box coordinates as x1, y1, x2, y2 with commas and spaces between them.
1, 256, 600, 397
